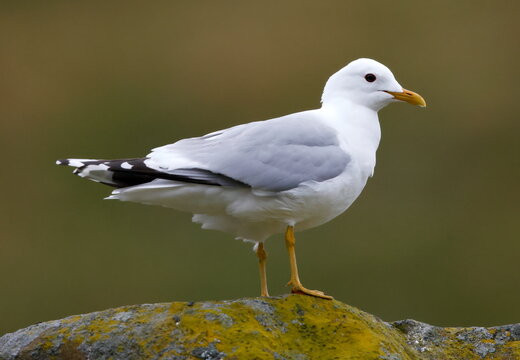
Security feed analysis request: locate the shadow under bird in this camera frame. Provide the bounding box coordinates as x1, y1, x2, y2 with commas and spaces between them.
57, 58, 426, 299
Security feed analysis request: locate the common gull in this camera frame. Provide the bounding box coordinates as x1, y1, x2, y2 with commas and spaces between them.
57, 58, 426, 299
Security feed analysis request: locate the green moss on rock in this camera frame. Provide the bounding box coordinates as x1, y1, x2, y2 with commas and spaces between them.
0, 295, 518, 359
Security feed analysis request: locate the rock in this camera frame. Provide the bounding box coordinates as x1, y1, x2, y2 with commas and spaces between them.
0, 295, 518, 359
393, 319, 520, 359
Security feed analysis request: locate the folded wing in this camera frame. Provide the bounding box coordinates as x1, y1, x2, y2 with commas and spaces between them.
146, 112, 351, 192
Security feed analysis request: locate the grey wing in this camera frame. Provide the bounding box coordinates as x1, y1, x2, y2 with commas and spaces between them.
149, 112, 350, 192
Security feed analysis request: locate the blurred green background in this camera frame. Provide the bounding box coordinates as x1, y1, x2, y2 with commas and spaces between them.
1, 0, 518, 335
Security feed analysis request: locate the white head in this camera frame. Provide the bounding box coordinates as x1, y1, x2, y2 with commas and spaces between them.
321, 58, 426, 111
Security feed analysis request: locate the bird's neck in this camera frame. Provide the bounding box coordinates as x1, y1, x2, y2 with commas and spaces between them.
321, 100, 381, 147
320, 100, 381, 177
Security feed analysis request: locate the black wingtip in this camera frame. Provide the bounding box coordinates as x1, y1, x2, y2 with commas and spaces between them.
56, 159, 68, 166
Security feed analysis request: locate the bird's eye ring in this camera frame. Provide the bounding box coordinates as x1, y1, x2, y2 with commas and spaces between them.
364, 73, 376, 82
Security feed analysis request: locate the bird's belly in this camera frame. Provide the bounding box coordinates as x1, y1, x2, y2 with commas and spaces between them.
281, 166, 368, 231
114, 163, 369, 242
224, 162, 368, 232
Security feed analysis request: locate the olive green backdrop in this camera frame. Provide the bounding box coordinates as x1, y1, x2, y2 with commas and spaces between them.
1, 0, 518, 335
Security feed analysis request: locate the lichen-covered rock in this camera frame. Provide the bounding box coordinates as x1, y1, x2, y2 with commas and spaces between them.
393, 319, 520, 360
0, 295, 518, 360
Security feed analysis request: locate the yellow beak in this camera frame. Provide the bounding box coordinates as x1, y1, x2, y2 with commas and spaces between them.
385, 88, 426, 107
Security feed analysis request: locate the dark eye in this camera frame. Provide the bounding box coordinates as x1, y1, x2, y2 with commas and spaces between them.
364, 73, 376, 82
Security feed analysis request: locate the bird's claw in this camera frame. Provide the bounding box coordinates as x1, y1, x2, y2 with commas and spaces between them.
287, 281, 333, 300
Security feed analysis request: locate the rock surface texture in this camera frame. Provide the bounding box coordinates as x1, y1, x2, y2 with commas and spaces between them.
0, 295, 518, 360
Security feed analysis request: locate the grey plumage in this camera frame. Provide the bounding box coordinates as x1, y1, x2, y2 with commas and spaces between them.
148, 113, 351, 192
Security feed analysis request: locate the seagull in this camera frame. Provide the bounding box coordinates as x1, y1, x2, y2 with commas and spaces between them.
57, 58, 426, 300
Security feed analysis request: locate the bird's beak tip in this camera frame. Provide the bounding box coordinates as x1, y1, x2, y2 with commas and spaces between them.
385, 88, 426, 107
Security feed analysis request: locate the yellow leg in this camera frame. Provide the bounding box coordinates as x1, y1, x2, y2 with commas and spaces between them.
255, 242, 270, 297
285, 225, 333, 300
